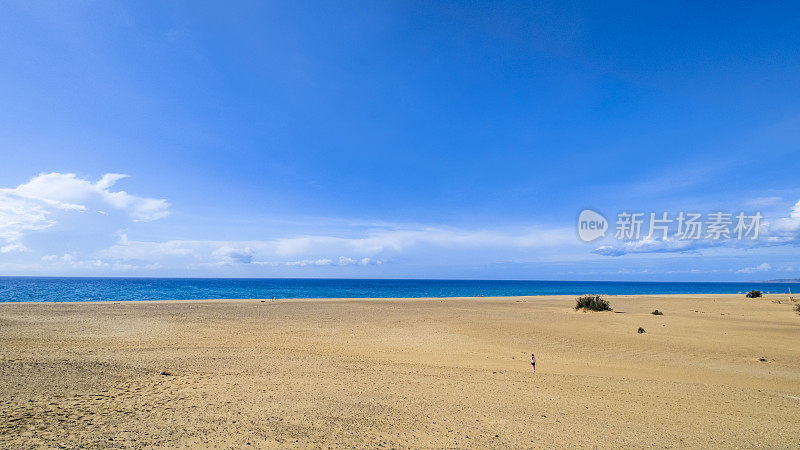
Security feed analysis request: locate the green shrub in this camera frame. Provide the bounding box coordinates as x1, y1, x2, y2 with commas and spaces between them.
637, 327, 646, 333
651, 309, 663, 315
575, 295, 611, 311
745, 290, 763, 298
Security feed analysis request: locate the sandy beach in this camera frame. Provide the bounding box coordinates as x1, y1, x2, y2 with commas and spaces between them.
1, 294, 799, 448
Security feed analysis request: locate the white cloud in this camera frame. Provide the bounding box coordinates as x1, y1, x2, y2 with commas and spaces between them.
746, 196, 782, 207
736, 262, 771, 274
282, 256, 382, 267
593, 237, 715, 256
271, 226, 574, 257
14, 172, 169, 221
0, 188, 85, 252
39, 252, 107, 269
0, 173, 169, 252
212, 246, 255, 264
1, 242, 29, 253
594, 199, 800, 256
770, 199, 800, 236
285, 258, 334, 267
39, 252, 163, 272
95, 225, 576, 269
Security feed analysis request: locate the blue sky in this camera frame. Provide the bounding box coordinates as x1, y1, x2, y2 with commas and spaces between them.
1, 1, 799, 280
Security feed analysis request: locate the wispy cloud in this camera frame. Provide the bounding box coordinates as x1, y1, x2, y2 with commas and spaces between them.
592, 237, 716, 256
746, 196, 782, 207
97, 225, 577, 269
283, 256, 381, 267
736, 262, 771, 274
40, 252, 163, 271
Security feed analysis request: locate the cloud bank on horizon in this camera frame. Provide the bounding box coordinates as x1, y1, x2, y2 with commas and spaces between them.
0, 172, 798, 280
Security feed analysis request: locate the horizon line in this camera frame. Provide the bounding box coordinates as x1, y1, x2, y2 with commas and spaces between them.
1, 275, 796, 284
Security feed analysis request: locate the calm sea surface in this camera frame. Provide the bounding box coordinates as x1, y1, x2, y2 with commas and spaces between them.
0, 277, 798, 302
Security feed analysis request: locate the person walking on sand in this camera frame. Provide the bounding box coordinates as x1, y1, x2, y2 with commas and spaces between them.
530, 353, 536, 373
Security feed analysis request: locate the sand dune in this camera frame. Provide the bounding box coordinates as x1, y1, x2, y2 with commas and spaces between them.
1, 294, 799, 448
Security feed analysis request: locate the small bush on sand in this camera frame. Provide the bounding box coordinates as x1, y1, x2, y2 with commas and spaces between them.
651, 309, 663, 315
746, 290, 762, 298
637, 327, 646, 334
575, 295, 611, 311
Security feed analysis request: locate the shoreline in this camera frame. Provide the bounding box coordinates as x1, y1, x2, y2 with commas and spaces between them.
0, 292, 794, 305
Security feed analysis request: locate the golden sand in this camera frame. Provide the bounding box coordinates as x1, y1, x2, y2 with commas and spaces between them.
1, 294, 799, 448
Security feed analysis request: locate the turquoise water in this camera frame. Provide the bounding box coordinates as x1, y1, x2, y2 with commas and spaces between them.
0, 277, 797, 302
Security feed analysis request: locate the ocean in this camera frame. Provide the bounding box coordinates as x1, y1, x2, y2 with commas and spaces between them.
0, 277, 797, 302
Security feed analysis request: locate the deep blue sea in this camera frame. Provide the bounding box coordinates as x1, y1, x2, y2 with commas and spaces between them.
0, 277, 798, 302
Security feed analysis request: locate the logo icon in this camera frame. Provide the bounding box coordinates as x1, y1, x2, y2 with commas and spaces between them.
578, 209, 607, 242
